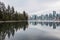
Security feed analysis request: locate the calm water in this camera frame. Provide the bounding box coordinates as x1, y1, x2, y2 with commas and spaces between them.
0, 21, 60, 40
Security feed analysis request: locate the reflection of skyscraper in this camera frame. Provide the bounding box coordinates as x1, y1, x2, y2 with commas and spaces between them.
31, 22, 37, 25
53, 23, 56, 29
48, 22, 53, 27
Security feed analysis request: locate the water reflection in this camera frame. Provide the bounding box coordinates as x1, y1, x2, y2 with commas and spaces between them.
0, 21, 60, 40
30, 22, 60, 29
0, 21, 28, 40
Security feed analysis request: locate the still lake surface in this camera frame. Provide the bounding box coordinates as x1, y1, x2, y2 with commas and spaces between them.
0, 21, 60, 40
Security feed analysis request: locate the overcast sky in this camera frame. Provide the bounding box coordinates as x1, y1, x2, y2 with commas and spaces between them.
0, 0, 60, 15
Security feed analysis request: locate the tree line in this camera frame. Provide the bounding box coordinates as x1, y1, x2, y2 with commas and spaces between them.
0, 2, 28, 21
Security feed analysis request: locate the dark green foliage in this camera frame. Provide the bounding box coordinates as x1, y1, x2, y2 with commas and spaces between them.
0, 2, 28, 21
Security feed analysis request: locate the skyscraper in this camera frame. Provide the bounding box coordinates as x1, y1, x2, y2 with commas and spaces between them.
53, 11, 56, 19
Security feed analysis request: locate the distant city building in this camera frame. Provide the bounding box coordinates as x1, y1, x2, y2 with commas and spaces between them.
30, 15, 38, 20
29, 11, 60, 20
53, 11, 56, 19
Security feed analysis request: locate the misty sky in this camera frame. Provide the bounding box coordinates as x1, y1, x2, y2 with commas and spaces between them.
0, 0, 60, 15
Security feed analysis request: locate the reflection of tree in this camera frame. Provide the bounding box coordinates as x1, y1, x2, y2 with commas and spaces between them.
0, 32, 6, 40
0, 21, 28, 40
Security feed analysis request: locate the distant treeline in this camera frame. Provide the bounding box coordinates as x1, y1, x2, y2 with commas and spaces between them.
0, 2, 28, 21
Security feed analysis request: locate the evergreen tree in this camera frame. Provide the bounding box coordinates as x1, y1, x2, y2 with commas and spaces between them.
0, 2, 28, 21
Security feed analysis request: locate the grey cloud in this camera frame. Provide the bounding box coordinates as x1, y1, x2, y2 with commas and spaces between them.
37, 0, 60, 3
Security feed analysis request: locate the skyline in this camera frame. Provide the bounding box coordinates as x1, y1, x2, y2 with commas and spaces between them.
0, 0, 60, 15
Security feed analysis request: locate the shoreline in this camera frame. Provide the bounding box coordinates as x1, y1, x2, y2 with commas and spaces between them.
0, 20, 60, 23
0, 20, 28, 23
28, 20, 60, 22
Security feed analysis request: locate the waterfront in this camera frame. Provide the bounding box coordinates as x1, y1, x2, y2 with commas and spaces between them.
0, 21, 60, 40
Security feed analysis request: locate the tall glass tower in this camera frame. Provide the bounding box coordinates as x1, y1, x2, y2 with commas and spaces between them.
53, 11, 56, 19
